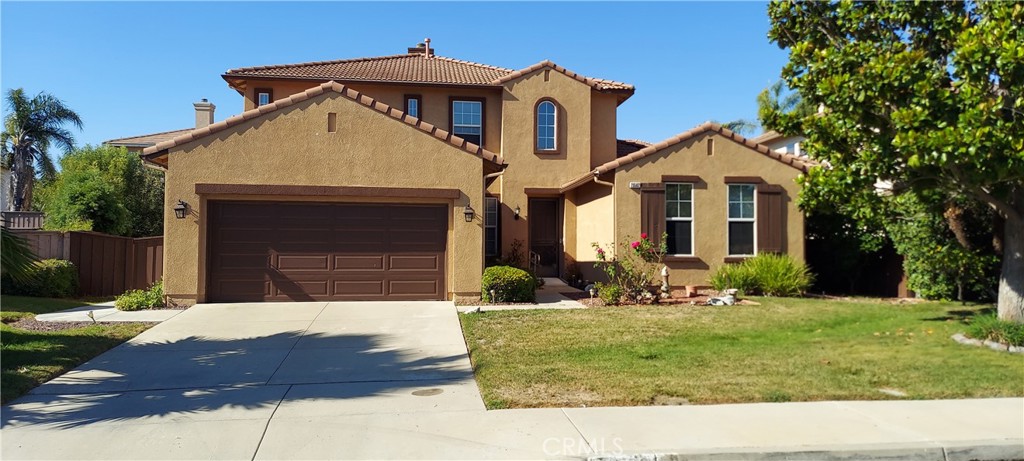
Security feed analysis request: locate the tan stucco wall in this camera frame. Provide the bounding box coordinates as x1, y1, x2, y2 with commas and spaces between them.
570, 181, 616, 283
495, 68, 597, 258
613, 132, 805, 287
163, 90, 486, 304
242, 81, 502, 154
590, 93, 618, 169
236, 73, 621, 278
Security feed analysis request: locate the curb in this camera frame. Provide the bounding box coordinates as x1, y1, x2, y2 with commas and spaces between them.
587, 440, 1024, 461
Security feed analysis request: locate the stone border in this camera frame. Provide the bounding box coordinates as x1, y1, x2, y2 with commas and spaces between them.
951, 333, 1024, 354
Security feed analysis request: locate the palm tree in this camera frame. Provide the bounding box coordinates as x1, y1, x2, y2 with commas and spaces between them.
1, 89, 82, 211
757, 80, 814, 131
719, 119, 759, 135
1, 227, 37, 282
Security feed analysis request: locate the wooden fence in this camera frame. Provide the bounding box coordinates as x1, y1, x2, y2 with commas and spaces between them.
12, 230, 163, 297
1, 211, 45, 230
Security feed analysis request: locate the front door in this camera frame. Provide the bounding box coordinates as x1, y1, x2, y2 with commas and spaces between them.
528, 198, 560, 277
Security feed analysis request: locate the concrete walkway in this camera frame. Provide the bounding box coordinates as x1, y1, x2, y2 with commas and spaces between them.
3, 301, 1022, 460
34, 301, 183, 323
458, 277, 587, 312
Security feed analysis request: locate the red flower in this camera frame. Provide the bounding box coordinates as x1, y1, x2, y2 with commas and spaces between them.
631, 241, 640, 249
641, 233, 648, 240
597, 247, 605, 254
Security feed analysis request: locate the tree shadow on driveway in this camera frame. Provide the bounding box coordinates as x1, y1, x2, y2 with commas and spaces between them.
1, 330, 477, 430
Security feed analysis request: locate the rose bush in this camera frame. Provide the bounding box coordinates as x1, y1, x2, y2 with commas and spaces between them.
592, 233, 667, 305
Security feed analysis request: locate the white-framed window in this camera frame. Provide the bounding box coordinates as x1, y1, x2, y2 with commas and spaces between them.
256, 89, 273, 107
484, 197, 499, 256
452, 100, 483, 145
536, 100, 556, 151
727, 184, 756, 256
665, 183, 694, 256
405, 95, 421, 118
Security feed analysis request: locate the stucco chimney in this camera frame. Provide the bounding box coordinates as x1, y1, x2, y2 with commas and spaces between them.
194, 99, 215, 129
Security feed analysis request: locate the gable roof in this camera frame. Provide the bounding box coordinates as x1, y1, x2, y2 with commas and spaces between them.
105, 128, 194, 148
490, 60, 634, 92
559, 122, 815, 193
594, 122, 814, 175
141, 81, 507, 170
222, 54, 633, 96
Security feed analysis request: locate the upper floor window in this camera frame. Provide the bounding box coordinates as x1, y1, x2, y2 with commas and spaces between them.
451, 99, 483, 145
536, 100, 557, 152
665, 183, 694, 256
404, 95, 421, 118
727, 184, 756, 256
255, 88, 273, 107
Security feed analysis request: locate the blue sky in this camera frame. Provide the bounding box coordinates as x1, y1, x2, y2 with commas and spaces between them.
1, 2, 788, 148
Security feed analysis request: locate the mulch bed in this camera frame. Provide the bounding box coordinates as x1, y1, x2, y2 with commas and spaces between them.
8, 319, 158, 332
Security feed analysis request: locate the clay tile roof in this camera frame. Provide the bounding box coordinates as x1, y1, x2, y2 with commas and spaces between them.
105, 128, 194, 147
616, 138, 652, 158
141, 81, 507, 169
594, 122, 815, 175
224, 54, 514, 87
223, 55, 633, 94
490, 60, 634, 92
559, 123, 815, 193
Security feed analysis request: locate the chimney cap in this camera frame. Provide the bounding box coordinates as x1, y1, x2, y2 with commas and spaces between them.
407, 40, 434, 57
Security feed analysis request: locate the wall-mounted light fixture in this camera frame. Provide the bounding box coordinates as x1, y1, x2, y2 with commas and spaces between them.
173, 200, 189, 219
463, 204, 475, 223
514, 205, 521, 220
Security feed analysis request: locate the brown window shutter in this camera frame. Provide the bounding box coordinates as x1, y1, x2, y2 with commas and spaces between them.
757, 184, 785, 253
640, 185, 666, 246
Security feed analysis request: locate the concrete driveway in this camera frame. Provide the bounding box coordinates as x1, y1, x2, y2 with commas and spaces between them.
1, 301, 500, 460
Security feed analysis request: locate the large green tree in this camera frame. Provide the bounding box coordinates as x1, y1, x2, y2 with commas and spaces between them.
36, 145, 164, 237
1, 89, 82, 211
766, 0, 1024, 322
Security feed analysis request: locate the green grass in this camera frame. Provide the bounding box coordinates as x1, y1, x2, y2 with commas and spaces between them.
460, 297, 1024, 409
1, 295, 150, 403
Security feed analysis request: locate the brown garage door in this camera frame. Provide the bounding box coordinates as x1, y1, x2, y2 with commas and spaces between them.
207, 201, 447, 302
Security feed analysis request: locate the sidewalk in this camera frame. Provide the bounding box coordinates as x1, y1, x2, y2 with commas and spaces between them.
34, 301, 183, 323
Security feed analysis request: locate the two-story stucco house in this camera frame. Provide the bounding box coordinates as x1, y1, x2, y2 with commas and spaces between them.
137, 42, 813, 305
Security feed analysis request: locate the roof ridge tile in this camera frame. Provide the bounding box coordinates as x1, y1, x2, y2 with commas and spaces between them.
225, 54, 413, 74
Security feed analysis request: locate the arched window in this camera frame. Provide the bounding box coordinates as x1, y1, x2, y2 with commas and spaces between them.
536, 100, 557, 152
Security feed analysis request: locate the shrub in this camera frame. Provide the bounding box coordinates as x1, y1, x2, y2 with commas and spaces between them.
115, 281, 164, 311
593, 233, 667, 304
481, 266, 535, 303
709, 253, 813, 297
744, 253, 814, 296
1, 259, 78, 298
595, 282, 624, 306
709, 263, 757, 294
966, 314, 1024, 347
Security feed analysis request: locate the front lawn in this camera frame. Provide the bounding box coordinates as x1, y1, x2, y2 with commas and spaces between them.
460, 297, 1024, 409
1, 295, 151, 403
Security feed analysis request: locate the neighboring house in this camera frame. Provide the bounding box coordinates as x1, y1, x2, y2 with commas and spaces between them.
104, 100, 216, 152
136, 42, 812, 305
751, 130, 806, 158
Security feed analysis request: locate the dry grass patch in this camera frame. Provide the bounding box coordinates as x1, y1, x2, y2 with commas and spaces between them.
460, 298, 1024, 409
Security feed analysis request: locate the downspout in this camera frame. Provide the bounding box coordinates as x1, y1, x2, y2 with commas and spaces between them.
592, 172, 613, 187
